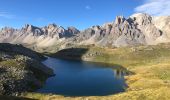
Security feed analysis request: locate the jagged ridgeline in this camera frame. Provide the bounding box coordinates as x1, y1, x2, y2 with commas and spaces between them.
0, 13, 170, 52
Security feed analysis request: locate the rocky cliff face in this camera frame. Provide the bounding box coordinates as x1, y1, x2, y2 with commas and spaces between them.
76, 13, 170, 47
0, 24, 79, 48
0, 13, 169, 51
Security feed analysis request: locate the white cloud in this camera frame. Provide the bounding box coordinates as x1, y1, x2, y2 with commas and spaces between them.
135, 0, 170, 16
0, 11, 15, 19
85, 5, 91, 10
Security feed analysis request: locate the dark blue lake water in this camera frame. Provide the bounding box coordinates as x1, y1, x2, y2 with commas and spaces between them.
38, 57, 127, 96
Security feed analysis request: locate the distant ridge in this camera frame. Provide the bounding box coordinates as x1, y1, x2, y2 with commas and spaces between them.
0, 13, 170, 52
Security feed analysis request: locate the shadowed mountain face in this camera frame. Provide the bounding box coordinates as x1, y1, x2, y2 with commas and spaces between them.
0, 13, 170, 52
51, 48, 89, 60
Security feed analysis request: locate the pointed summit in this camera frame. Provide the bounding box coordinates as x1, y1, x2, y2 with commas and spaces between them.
115, 16, 125, 25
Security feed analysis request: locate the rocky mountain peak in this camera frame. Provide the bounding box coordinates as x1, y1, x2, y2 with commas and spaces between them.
24, 24, 35, 31
0, 13, 169, 50
47, 23, 57, 28
67, 27, 80, 35
91, 25, 102, 31
46, 23, 64, 32
23, 24, 43, 36
130, 13, 152, 26
1, 27, 15, 31
0, 27, 16, 35
115, 16, 125, 25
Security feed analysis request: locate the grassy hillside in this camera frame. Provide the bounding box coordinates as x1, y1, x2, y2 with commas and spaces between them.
0, 43, 54, 98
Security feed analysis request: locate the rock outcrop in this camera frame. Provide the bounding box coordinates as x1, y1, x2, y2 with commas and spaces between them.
0, 24, 79, 48
0, 13, 170, 52
0, 43, 54, 96
76, 13, 170, 47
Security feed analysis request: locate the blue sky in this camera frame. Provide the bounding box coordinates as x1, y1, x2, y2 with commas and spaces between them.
0, 0, 169, 30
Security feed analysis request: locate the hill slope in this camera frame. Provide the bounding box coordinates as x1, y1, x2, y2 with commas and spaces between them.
0, 43, 54, 96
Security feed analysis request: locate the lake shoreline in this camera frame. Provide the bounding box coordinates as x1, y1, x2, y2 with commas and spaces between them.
23, 44, 170, 99
36, 57, 127, 96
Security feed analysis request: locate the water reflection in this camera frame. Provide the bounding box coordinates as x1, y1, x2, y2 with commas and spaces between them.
38, 57, 127, 96
115, 69, 128, 79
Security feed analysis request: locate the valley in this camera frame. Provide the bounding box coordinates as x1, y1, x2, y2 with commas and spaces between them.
23, 43, 170, 100
0, 13, 170, 100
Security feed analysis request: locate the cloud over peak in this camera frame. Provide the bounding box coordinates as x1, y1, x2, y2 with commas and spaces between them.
135, 0, 170, 16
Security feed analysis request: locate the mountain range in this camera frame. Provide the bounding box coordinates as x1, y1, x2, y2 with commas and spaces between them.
0, 13, 170, 52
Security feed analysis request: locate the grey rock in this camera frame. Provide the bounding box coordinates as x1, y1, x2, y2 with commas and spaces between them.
0, 13, 170, 52
0, 43, 54, 96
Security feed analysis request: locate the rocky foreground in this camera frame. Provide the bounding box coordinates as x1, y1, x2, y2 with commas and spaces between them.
0, 43, 54, 96
0, 13, 169, 53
